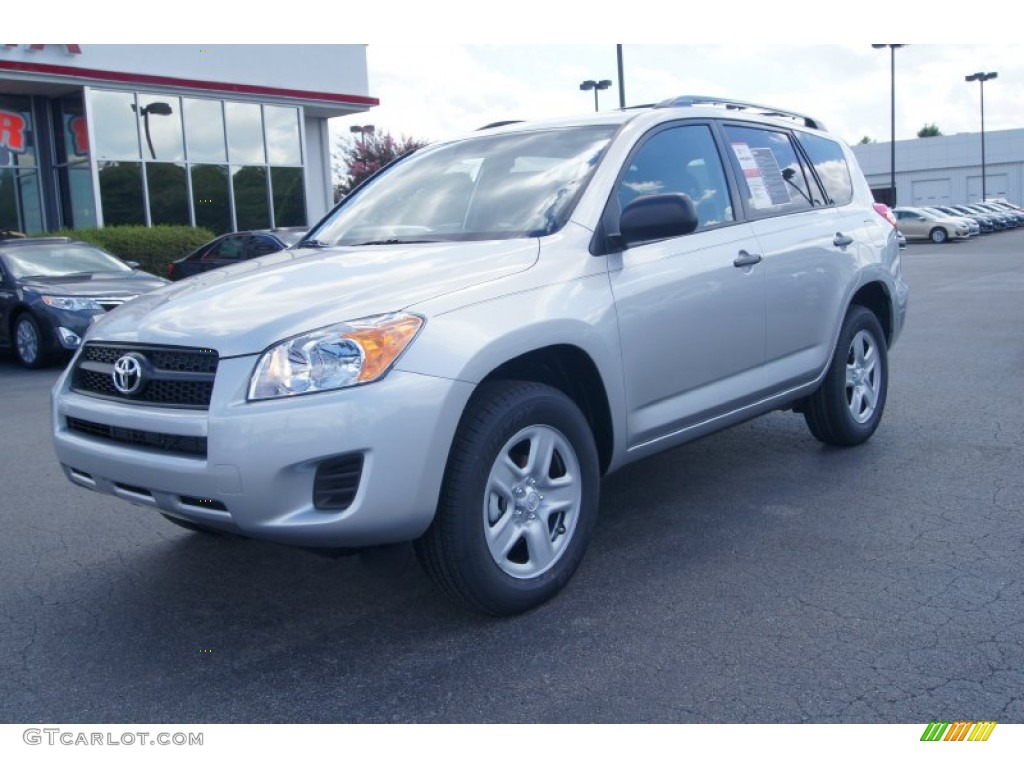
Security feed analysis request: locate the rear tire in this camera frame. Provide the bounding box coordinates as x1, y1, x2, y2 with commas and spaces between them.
803, 306, 888, 447
415, 381, 600, 616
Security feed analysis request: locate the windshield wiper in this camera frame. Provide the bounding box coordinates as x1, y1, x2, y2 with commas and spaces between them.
296, 238, 330, 248
349, 238, 437, 246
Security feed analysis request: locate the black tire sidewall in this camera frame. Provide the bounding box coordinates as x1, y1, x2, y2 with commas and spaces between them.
432, 382, 600, 615
821, 307, 888, 444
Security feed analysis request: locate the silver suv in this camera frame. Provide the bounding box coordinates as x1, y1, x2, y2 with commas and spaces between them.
52, 96, 909, 615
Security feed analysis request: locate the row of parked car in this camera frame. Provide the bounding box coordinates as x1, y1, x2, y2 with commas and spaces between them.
893, 200, 1024, 244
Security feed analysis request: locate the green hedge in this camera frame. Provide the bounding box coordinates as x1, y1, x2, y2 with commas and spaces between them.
47, 225, 216, 277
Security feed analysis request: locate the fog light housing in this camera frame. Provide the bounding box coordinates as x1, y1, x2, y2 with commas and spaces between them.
57, 327, 82, 348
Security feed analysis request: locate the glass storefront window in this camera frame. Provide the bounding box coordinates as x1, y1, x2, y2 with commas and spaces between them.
184, 98, 226, 163
0, 168, 43, 234
1, 96, 43, 234
98, 161, 145, 225
264, 106, 301, 166
148, 162, 190, 225
138, 94, 184, 162
63, 162, 97, 230
191, 164, 232, 235
85, 91, 306, 232
271, 167, 306, 227
92, 91, 141, 160
225, 103, 265, 165
233, 165, 270, 230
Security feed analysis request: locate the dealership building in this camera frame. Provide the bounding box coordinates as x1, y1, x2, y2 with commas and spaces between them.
0, 44, 377, 235
852, 127, 1024, 208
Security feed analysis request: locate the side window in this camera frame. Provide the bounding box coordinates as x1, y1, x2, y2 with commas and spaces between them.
615, 124, 734, 230
248, 236, 281, 258
723, 124, 821, 216
798, 132, 854, 206
204, 236, 245, 262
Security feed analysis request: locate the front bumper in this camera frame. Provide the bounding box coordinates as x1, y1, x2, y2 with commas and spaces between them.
52, 355, 473, 547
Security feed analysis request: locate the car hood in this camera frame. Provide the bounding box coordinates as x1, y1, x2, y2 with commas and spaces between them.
88, 240, 539, 356
21, 272, 169, 296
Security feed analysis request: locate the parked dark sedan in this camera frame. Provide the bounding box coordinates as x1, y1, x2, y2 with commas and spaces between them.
167, 228, 306, 280
0, 237, 169, 368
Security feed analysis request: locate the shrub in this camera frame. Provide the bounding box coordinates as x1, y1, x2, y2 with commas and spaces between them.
47, 225, 216, 277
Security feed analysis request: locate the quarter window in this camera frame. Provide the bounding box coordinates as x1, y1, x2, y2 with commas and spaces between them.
798, 132, 854, 206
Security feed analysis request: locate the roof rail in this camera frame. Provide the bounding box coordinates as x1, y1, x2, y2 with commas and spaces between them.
476, 120, 524, 131
654, 95, 826, 130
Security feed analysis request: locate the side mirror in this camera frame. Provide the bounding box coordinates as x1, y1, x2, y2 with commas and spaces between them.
124, 260, 141, 269
616, 193, 699, 249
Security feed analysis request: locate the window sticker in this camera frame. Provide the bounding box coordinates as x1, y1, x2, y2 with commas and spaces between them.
731, 142, 791, 208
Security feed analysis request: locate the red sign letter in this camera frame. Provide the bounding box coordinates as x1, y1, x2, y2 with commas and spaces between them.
0, 110, 27, 153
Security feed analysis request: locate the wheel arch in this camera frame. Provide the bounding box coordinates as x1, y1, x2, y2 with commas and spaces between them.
848, 280, 893, 347
479, 344, 614, 475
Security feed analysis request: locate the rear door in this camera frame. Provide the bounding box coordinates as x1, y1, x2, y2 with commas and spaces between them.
720, 122, 855, 391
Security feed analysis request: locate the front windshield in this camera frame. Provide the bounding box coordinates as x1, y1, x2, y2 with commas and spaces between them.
4, 245, 132, 278
310, 126, 617, 246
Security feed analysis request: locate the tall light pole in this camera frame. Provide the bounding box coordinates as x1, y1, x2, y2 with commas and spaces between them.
579, 79, 612, 113
616, 45, 626, 109
965, 71, 998, 201
132, 101, 173, 160
872, 44, 905, 207
350, 124, 375, 147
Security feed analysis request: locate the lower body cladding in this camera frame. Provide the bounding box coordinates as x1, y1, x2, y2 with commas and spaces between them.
51, 355, 473, 547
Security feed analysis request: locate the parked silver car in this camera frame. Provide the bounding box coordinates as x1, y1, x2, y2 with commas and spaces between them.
893, 206, 970, 243
52, 96, 909, 615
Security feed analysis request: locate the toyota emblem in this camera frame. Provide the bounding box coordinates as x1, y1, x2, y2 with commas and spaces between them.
111, 353, 145, 395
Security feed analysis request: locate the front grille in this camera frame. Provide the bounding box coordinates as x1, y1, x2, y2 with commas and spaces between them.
71, 343, 218, 409
67, 417, 207, 457
313, 454, 364, 510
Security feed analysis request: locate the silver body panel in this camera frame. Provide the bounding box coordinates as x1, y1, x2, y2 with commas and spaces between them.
53, 105, 908, 547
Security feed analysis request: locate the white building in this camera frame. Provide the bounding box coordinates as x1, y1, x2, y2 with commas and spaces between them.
852, 128, 1024, 207
0, 44, 376, 235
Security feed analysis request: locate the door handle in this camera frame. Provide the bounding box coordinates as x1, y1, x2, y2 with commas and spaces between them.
733, 250, 762, 268
833, 232, 854, 247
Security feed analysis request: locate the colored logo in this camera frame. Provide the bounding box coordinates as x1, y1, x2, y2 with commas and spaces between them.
921, 721, 997, 742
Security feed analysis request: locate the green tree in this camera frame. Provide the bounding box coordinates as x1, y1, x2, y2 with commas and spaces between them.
917, 123, 942, 138
858, 136, 874, 145
332, 129, 429, 200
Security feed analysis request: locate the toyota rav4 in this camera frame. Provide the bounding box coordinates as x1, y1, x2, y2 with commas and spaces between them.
52, 96, 909, 615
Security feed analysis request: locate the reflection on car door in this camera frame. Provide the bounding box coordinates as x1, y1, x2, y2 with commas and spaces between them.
606, 123, 767, 451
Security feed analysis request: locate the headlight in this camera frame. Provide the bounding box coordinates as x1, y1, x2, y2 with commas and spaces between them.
41, 296, 102, 311
248, 313, 424, 400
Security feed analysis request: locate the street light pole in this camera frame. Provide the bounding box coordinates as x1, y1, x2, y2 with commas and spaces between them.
579, 79, 613, 113
965, 71, 998, 201
616, 45, 626, 109
872, 44, 905, 207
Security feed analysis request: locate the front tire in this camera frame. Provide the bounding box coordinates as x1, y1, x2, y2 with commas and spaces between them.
14, 313, 51, 369
415, 381, 600, 616
929, 227, 948, 244
803, 306, 888, 446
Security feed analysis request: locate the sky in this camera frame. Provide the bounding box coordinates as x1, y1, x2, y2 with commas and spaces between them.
346, 43, 1024, 151
34, 2, 1024, 157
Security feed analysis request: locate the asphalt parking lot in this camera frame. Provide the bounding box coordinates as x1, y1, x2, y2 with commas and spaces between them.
1, 231, 1022, 724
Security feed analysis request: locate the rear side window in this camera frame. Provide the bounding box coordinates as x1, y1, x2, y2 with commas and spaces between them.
798, 132, 854, 206
723, 124, 822, 216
